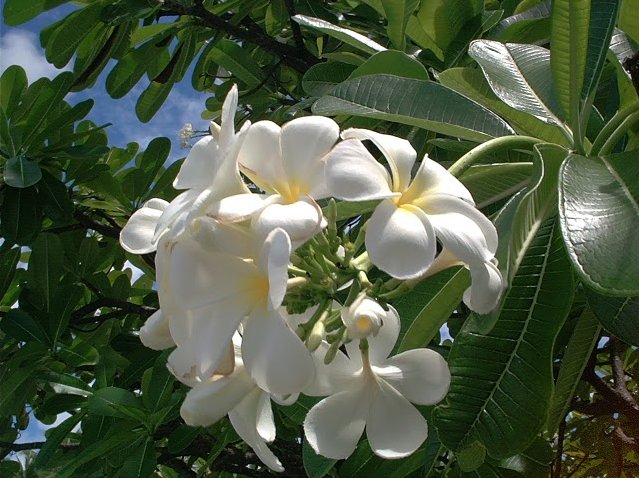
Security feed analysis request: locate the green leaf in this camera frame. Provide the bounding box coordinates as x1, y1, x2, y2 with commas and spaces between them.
381, 0, 419, 50
303, 438, 337, 478
143, 351, 174, 413
469, 40, 564, 127
303, 62, 357, 96
4, 155, 44, 190
438, 67, 569, 145
0, 361, 38, 415
34, 411, 86, 469
27, 233, 64, 312
349, 50, 428, 81
619, 0, 639, 43
293, 14, 387, 55
396, 267, 470, 352
459, 162, 533, 208
313, 74, 515, 142
546, 308, 601, 435
3, 0, 45, 25
586, 290, 639, 346
0, 186, 41, 245
415, 0, 483, 53
559, 152, 639, 295
433, 219, 574, 457
121, 436, 157, 478
498, 437, 554, 478
456, 441, 486, 472
168, 425, 200, 454
37, 170, 73, 222
0, 309, 50, 344
550, 0, 590, 123
0, 247, 20, 300
59, 342, 99, 367
89, 386, 146, 419
208, 39, 265, 88
0, 65, 27, 116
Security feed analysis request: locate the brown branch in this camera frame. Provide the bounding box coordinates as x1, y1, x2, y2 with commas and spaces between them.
552, 417, 566, 478
71, 298, 156, 323
284, 0, 304, 48
74, 210, 120, 239
610, 337, 638, 409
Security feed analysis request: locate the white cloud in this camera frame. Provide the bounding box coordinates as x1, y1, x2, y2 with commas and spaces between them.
0, 29, 69, 82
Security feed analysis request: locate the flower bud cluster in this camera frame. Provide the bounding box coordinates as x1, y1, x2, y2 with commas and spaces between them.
120, 86, 505, 470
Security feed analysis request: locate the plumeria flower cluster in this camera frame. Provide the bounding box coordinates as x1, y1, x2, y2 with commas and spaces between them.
120, 86, 505, 471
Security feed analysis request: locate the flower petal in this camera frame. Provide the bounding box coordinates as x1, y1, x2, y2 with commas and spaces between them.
120, 198, 168, 253
365, 200, 437, 280
304, 386, 368, 459
463, 260, 505, 314
403, 156, 474, 205
139, 309, 175, 350
189, 217, 255, 257
180, 369, 254, 426
207, 193, 268, 223
218, 84, 238, 150
229, 388, 284, 472
173, 136, 219, 190
153, 189, 200, 242
344, 304, 400, 365
255, 390, 276, 442
325, 139, 395, 201
252, 197, 323, 246
342, 128, 416, 193
305, 342, 360, 396
242, 309, 315, 395
259, 228, 291, 310
377, 349, 450, 405
238, 120, 286, 193
419, 194, 498, 266
169, 238, 256, 309
366, 380, 428, 459
280, 116, 339, 198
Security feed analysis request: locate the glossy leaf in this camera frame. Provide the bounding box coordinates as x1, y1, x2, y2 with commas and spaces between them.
586, 290, 639, 346
33, 411, 86, 469
381, 0, 419, 50
0, 309, 50, 344
293, 14, 386, 55
0, 247, 21, 300
0, 186, 41, 245
415, 0, 483, 53
302, 62, 357, 96
619, 0, 639, 44
209, 39, 265, 87
469, 40, 564, 127
546, 308, 601, 435
89, 387, 145, 419
27, 233, 64, 311
303, 439, 337, 478
550, 0, 590, 121
559, 152, 639, 295
0, 65, 27, 116
121, 436, 157, 478
349, 50, 428, 80
37, 170, 73, 222
3, 156, 41, 188
459, 162, 533, 208
313, 74, 515, 142
433, 220, 574, 456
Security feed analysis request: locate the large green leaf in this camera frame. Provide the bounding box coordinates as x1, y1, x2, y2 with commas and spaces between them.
0, 247, 21, 300
33, 411, 86, 469
0, 186, 41, 245
121, 436, 157, 478
302, 62, 357, 96
415, 0, 483, 53
438, 67, 569, 145
459, 162, 533, 208
381, 0, 419, 50
433, 219, 574, 457
313, 74, 515, 141
0, 65, 27, 117
3, 155, 42, 188
27, 233, 64, 311
619, 0, 639, 43
208, 39, 265, 87
349, 50, 428, 81
0, 309, 50, 344
546, 308, 601, 435
558, 152, 639, 295
550, 0, 590, 123
3, 0, 46, 25
469, 40, 564, 127
293, 15, 386, 55
586, 290, 639, 346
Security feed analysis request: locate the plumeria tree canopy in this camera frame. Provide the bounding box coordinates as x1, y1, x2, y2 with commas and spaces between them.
1, 0, 638, 477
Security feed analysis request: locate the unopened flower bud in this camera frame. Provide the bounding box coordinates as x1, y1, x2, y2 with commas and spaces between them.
307, 320, 325, 352
341, 293, 384, 340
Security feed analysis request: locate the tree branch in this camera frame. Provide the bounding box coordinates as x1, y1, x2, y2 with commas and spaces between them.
74, 210, 120, 239
71, 298, 156, 323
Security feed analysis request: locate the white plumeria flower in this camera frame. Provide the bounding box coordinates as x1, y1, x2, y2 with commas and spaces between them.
303, 306, 450, 460
207, 116, 340, 245
138, 309, 175, 350
325, 129, 498, 283
179, 334, 289, 473
341, 293, 384, 340
166, 227, 315, 395
119, 85, 249, 254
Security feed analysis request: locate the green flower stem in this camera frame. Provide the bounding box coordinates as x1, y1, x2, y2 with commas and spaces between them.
350, 251, 372, 272
591, 102, 639, 155
596, 111, 639, 156
447, 135, 543, 178
288, 265, 307, 277
286, 277, 309, 289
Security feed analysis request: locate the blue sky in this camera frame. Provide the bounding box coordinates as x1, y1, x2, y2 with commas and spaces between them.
0, 0, 212, 161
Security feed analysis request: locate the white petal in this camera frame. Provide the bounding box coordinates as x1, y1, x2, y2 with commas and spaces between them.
207, 193, 268, 223
305, 342, 360, 396
345, 304, 401, 366
252, 197, 323, 245
238, 120, 286, 193
229, 388, 285, 472
169, 238, 256, 309
304, 386, 368, 459
420, 194, 498, 266
120, 199, 168, 253
366, 380, 428, 459
259, 228, 291, 310
219, 84, 238, 150
255, 391, 276, 442
377, 349, 450, 405
173, 136, 219, 190
325, 140, 395, 201
189, 217, 255, 257
242, 309, 315, 395
365, 200, 437, 280
180, 369, 254, 426
153, 189, 200, 242
463, 260, 505, 314
342, 128, 416, 193
403, 156, 474, 205
139, 310, 175, 350
167, 345, 201, 387
280, 116, 339, 198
